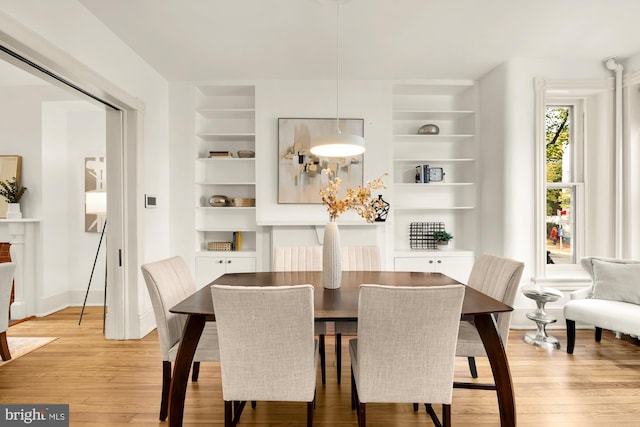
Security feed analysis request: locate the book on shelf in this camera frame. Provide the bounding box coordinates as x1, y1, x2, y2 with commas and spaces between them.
422, 164, 430, 183
209, 151, 232, 157
232, 231, 242, 251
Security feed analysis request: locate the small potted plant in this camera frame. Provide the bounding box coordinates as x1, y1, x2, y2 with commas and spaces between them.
0, 176, 27, 219
433, 230, 453, 250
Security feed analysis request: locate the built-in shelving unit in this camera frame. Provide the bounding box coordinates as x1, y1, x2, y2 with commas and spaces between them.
391, 81, 478, 277
193, 85, 257, 286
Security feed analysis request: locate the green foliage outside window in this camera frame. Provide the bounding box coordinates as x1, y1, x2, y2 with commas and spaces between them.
546, 107, 570, 215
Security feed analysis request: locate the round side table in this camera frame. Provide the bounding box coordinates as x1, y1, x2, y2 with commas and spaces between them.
522, 287, 563, 350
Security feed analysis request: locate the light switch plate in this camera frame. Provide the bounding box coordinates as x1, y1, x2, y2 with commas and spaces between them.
145, 194, 157, 208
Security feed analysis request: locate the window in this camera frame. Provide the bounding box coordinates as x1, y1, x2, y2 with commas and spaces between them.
545, 104, 583, 265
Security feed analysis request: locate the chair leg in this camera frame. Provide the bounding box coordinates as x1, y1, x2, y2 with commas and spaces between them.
595, 327, 603, 342
357, 402, 366, 427
160, 361, 171, 421
566, 319, 576, 354
232, 400, 246, 425
224, 400, 233, 427
467, 356, 478, 378
319, 334, 326, 385
0, 331, 11, 361
191, 361, 200, 381
413, 403, 419, 411
425, 403, 442, 427
336, 333, 342, 384
251, 401, 256, 409
307, 400, 314, 427
350, 366, 356, 410
442, 404, 451, 427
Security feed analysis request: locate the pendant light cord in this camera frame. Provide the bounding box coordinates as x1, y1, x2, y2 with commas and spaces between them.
335, 0, 341, 134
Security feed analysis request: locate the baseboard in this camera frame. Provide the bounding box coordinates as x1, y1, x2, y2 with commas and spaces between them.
138, 306, 156, 339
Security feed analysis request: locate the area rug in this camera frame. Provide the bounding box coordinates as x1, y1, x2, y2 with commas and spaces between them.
0, 337, 58, 366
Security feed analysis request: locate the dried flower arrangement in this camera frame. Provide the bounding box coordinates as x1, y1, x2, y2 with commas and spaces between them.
0, 177, 27, 203
319, 168, 386, 222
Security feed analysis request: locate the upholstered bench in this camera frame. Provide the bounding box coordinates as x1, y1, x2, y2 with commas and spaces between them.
564, 257, 640, 354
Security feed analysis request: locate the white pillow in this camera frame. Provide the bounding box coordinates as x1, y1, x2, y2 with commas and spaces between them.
591, 259, 640, 304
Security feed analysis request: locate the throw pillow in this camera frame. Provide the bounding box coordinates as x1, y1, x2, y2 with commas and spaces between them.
591, 259, 640, 304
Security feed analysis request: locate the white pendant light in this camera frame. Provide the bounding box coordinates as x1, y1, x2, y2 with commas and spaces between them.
310, 0, 365, 158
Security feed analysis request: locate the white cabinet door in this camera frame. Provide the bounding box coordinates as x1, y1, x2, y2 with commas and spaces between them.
195, 256, 256, 288
195, 257, 227, 288
225, 257, 256, 274
394, 254, 474, 284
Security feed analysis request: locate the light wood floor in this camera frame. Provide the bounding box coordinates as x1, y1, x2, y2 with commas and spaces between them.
1, 307, 639, 426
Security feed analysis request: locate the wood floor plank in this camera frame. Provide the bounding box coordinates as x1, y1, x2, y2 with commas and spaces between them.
1, 307, 639, 426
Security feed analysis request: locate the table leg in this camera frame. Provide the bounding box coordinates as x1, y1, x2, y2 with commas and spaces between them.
168, 314, 205, 427
474, 313, 516, 427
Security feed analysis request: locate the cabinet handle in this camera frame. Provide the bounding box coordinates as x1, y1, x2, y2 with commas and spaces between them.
429, 260, 434, 264
437, 260, 442, 264
227, 260, 232, 264
218, 260, 223, 264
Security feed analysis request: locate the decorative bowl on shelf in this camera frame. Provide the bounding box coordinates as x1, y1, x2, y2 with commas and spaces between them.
209, 195, 229, 207
237, 150, 255, 158
417, 124, 440, 135
231, 197, 255, 207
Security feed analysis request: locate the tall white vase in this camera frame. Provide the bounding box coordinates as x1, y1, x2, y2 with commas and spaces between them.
323, 221, 342, 289
6, 203, 22, 219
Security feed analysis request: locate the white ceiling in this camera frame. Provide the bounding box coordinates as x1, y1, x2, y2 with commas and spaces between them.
79, 0, 640, 82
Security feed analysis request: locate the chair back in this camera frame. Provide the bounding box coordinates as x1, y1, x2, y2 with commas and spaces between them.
466, 254, 524, 344
211, 284, 317, 402
0, 263, 16, 333
141, 256, 198, 359
272, 245, 380, 271
354, 284, 464, 404
273, 246, 322, 271
342, 246, 381, 271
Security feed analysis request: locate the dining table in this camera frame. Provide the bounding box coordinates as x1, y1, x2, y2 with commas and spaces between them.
168, 270, 517, 427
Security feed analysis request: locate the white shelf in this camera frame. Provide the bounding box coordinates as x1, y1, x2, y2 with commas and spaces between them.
195, 181, 256, 186
195, 157, 255, 162
393, 134, 474, 142
196, 206, 256, 211
394, 158, 474, 163
197, 132, 256, 141
392, 110, 475, 120
394, 206, 475, 211
395, 182, 474, 187
196, 250, 257, 257
196, 226, 256, 232
196, 108, 255, 119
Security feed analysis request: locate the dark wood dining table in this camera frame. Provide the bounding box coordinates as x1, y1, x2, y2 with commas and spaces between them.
168, 271, 517, 427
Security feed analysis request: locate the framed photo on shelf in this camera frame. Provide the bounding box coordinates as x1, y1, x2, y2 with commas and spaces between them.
277, 117, 364, 204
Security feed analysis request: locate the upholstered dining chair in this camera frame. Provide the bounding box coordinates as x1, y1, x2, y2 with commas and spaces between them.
141, 256, 220, 421
272, 245, 380, 385
0, 262, 16, 361
211, 284, 318, 427
350, 284, 465, 427
336, 246, 381, 384
456, 254, 524, 378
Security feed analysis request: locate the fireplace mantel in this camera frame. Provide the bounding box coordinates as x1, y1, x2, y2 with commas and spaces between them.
0, 218, 40, 319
